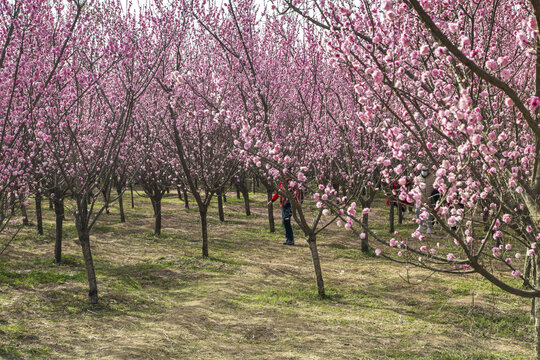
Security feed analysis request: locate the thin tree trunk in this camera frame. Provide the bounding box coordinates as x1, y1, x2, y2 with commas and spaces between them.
222, 189, 227, 203
53, 198, 64, 263
252, 177, 256, 193
200, 209, 208, 258
240, 181, 251, 216
177, 186, 183, 200
389, 198, 395, 234
79, 230, 98, 304
397, 201, 403, 225
152, 198, 161, 235
183, 188, 189, 209
308, 237, 325, 297
217, 190, 225, 222
117, 189, 125, 223
21, 200, 29, 226
130, 185, 134, 208
35, 194, 43, 235
235, 183, 241, 199
362, 213, 369, 253
49, 197, 54, 210
266, 188, 275, 233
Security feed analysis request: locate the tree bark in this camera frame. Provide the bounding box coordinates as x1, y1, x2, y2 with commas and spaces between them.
21, 200, 29, 226
235, 183, 241, 199
79, 230, 98, 304
117, 189, 126, 223
151, 198, 162, 235
362, 213, 369, 253
200, 209, 208, 258
49, 197, 54, 210
130, 185, 135, 208
183, 188, 189, 209
308, 237, 325, 297
53, 198, 64, 264
35, 194, 43, 235
217, 190, 225, 222
240, 181, 251, 216
176, 185, 183, 200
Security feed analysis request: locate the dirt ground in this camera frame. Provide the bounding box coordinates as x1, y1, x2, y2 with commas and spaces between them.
0, 191, 534, 359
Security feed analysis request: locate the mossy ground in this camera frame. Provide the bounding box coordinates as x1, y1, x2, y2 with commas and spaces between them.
0, 190, 534, 359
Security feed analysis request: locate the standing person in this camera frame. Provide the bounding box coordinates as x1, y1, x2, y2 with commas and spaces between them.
267, 176, 302, 245
416, 165, 436, 234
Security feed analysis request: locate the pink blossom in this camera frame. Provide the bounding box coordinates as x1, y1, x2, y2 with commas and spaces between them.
447, 253, 456, 261
375, 249, 382, 256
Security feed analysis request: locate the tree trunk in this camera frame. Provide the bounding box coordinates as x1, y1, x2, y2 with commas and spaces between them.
240, 181, 251, 216
222, 189, 227, 203
21, 200, 29, 226
200, 209, 208, 258
361, 213, 369, 253
152, 198, 161, 236
266, 188, 275, 233
53, 198, 64, 264
117, 190, 126, 223
78, 230, 98, 304
35, 194, 43, 235
252, 177, 256, 193
183, 188, 189, 209
235, 183, 241, 199
130, 185, 135, 208
177, 186, 183, 200
397, 201, 403, 225
217, 190, 225, 222
49, 197, 54, 210
308, 237, 325, 297
389, 198, 395, 234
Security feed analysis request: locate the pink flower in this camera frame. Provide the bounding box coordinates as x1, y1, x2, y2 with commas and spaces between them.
360, 233, 366, 239
512, 270, 522, 278
322, 209, 329, 216
362, 208, 370, 215
515, 253, 521, 259
486, 59, 497, 71
502, 214, 511, 223
447, 253, 456, 261
375, 249, 382, 256
492, 247, 500, 257
297, 172, 307, 182
505, 244, 512, 251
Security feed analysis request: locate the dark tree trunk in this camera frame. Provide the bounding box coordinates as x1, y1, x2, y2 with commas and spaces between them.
308, 237, 325, 297
183, 188, 189, 209
217, 190, 225, 222
361, 213, 369, 253
49, 197, 54, 210
151, 198, 162, 236
222, 189, 227, 203
35, 194, 43, 235
130, 185, 135, 208
389, 198, 395, 234
397, 201, 403, 225
79, 230, 98, 304
266, 188, 275, 233
102, 188, 111, 214
20, 199, 29, 226
53, 198, 64, 264
240, 181, 251, 216
252, 177, 256, 193
200, 209, 208, 258
177, 186, 183, 200
117, 189, 125, 223
235, 183, 241, 199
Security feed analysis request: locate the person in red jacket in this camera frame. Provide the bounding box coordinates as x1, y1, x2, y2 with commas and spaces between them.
267, 177, 302, 245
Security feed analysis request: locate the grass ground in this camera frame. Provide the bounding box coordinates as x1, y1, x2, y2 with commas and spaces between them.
0, 190, 535, 359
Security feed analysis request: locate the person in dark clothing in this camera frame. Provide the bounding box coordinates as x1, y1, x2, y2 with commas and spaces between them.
267, 177, 302, 245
